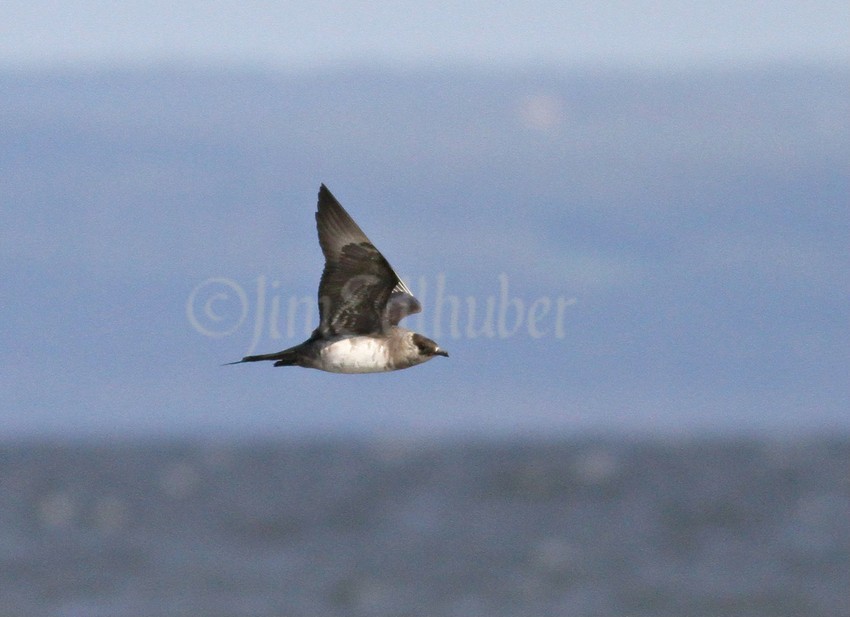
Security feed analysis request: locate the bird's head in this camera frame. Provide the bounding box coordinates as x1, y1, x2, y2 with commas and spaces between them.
411, 333, 449, 359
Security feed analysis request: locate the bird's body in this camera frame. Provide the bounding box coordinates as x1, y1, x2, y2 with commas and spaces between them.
282, 329, 431, 373
229, 185, 447, 373
316, 334, 393, 373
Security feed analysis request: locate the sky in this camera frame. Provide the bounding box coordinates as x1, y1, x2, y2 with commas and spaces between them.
1, 1, 848, 70
1, 3, 848, 440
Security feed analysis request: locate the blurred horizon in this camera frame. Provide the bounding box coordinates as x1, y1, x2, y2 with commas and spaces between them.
3, 61, 848, 440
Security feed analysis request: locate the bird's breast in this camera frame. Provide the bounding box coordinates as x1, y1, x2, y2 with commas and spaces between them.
317, 336, 394, 373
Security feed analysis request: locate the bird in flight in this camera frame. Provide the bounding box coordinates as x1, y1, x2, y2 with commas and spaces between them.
229, 184, 448, 373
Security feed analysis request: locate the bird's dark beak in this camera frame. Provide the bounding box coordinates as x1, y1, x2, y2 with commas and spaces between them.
435, 348, 449, 358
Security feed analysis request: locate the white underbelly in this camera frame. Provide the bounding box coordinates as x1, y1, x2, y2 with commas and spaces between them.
318, 337, 392, 373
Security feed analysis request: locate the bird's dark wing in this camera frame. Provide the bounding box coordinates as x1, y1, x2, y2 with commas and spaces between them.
315, 185, 413, 335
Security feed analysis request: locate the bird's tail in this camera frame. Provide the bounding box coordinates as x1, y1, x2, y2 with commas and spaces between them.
224, 348, 300, 367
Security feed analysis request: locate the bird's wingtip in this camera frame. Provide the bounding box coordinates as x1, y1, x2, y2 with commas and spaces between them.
317, 183, 339, 208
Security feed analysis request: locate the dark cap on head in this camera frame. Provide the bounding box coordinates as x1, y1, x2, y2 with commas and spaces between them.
412, 333, 449, 357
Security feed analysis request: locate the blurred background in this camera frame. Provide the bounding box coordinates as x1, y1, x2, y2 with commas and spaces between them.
1, 2, 848, 615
